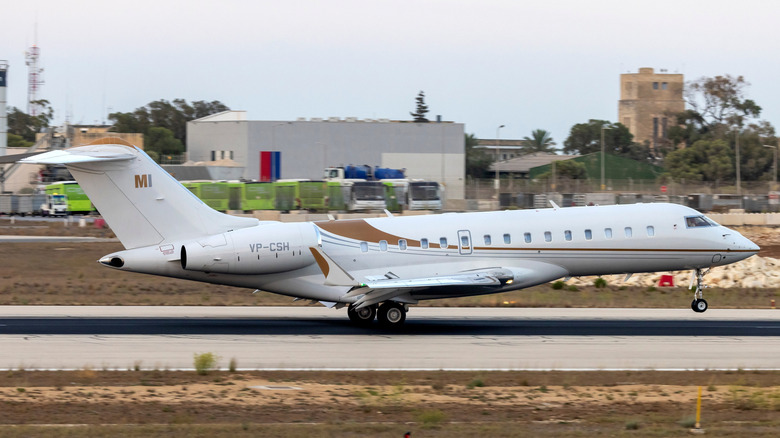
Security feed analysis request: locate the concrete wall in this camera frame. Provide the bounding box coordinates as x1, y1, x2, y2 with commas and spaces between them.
708, 213, 780, 226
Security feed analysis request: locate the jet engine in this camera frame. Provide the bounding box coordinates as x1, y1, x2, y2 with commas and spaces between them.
180, 222, 319, 275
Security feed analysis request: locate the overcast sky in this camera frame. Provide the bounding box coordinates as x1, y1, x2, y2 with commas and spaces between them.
2, 0, 779, 144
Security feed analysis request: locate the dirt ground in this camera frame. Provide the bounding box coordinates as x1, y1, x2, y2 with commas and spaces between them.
0, 370, 779, 436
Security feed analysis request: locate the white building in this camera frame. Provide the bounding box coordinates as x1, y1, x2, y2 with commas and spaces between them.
186, 111, 466, 203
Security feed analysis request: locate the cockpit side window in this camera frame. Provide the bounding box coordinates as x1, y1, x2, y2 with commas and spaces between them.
685, 215, 716, 228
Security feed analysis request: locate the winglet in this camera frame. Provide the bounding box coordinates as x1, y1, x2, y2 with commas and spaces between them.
308, 247, 359, 286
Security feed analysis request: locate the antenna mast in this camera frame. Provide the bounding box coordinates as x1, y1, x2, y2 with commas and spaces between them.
25, 25, 44, 116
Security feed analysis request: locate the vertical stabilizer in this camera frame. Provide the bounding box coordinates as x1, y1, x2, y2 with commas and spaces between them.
21, 138, 258, 249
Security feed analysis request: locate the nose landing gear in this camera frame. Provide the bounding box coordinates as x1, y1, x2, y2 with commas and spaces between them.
690, 268, 710, 313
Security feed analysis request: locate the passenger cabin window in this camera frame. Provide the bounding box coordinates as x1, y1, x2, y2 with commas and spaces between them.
604, 228, 613, 239
460, 235, 469, 247
524, 232, 532, 243
421, 238, 429, 249
625, 227, 633, 238
439, 237, 448, 249
564, 230, 572, 241
647, 226, 655, 237
544, 231, 552, 242
398, 239, 407, 251
483, 234, 492, 245
686, 215, 717, 228
585, 229, 593, 240
379, 240, 388, 251
503, 233, 511, 244
360, 242, 368, 252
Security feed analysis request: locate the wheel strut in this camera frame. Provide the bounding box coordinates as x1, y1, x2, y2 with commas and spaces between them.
691, 268, 710, 313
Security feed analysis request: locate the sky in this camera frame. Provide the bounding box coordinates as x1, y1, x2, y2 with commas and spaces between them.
2, 0, 780, 145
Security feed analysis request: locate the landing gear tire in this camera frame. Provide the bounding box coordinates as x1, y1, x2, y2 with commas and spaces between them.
692, 298, 708, 313
690, 268, 711, 313
348, 304, 376, 325
377, 301, 407, 327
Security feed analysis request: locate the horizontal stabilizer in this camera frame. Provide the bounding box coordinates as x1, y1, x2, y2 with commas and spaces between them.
20, 149, 135, 165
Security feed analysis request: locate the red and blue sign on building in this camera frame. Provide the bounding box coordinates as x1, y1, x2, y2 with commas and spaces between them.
259, 151, 281, 182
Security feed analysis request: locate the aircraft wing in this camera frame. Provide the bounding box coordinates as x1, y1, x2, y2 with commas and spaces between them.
309, 247, 533, 309
0, 152, 41, 164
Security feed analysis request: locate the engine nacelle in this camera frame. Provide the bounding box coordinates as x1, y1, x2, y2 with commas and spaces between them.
180, 222, 319, 275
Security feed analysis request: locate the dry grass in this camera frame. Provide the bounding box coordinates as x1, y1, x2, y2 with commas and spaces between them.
0, 370, 779, 436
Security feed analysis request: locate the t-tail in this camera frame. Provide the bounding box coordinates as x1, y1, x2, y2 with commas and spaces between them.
20, 138, 258, 249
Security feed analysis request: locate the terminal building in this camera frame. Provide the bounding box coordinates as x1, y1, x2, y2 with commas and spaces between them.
186, 111, 466, 203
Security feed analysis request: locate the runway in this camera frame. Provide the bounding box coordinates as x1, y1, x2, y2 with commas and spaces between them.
2, 307, 779, 371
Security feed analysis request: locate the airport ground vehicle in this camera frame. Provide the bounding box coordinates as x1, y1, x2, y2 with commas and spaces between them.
44, 182, 94, 214
40, 193, 68, 216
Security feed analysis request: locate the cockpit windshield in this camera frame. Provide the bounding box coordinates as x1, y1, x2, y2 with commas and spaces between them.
685, 215, 719, 228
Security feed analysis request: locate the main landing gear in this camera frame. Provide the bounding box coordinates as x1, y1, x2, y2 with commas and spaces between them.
347, 302, 407, 327
690, 268, 710, 313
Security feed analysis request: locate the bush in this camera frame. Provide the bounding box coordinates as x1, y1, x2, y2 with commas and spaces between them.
416, 409, 446, 428
466, 378, 484, 389
594, 277, 607, 288
678, 416, 697, 428
625, 420, 640, 430
193, 352, 219, 375
551, 281, 565, 290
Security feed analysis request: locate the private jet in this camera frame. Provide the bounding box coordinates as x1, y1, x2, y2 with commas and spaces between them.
21, 138, 760, 327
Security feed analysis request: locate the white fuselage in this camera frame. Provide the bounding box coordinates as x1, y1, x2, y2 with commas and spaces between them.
104, 203, 758, 303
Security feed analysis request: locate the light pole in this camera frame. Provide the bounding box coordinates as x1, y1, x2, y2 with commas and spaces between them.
735, 131, 741, 196
494, 124, 505, 201
764, 144, 777, 188
600, 125, 606, 191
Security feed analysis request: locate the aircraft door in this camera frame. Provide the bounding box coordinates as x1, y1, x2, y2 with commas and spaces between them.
457, 230, 472, 255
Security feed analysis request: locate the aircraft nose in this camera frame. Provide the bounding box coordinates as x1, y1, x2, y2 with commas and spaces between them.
733, 233, 760, 255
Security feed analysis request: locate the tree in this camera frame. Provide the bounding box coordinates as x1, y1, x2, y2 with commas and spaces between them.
7, 100, 54, 142
670, 75, 763, 147
665, 139, 733, 183
145, 126, 184, 157
687, 75, 761, 129
522, 129, 557, 154
536, 160, 587, 180
465, 133, 492, 179
563, 119, 649, 160
6, 133, 33, 148
108, 99, 229, 148
410, 91, 429, 122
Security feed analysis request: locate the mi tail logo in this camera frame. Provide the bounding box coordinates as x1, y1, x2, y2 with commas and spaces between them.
134, 174, 153, 188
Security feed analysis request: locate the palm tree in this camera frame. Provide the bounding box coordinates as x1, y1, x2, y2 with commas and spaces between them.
522, 129, 557, 154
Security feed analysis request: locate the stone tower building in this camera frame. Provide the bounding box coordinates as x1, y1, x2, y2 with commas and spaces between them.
618, 67, 684, 156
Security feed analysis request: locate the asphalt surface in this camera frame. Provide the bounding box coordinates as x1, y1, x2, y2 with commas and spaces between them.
2, 308, 778, 370
2, 316, 779, 336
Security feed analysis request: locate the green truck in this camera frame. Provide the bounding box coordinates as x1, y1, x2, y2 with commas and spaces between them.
44, 182, 94, 214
